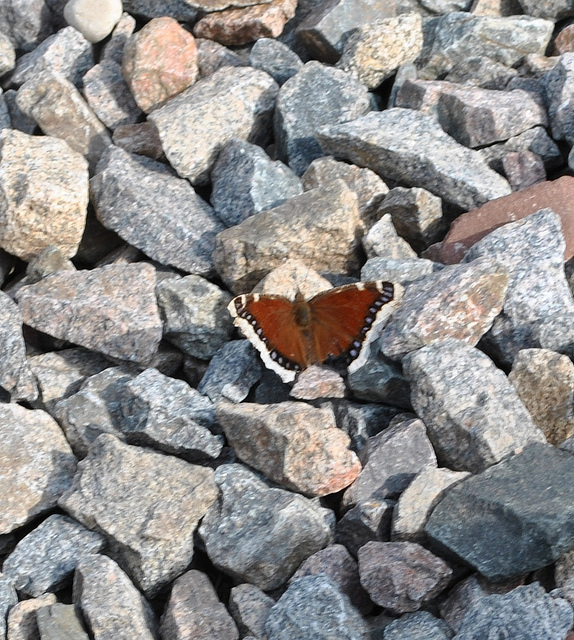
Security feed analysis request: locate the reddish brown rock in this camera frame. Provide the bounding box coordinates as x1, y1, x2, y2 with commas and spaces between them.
193, 0, 297, 46
553, 24, 574, 55
440, 176, 574, 264
123, 17, 199, 113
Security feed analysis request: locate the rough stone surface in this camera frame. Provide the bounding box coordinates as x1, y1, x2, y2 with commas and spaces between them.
0, 0, 53, 51
210, 138, 303, 227
196, 37, 244, 77
199, 463, 335, 591
112, 121, 164, 159
317, 108, 511, 210
0, 573, 17, 640
122, 16, 199, 113
148, 66, 278, 185
6, 593, 58, 640
229, 583, 275, 639
289, 364, 347, 400
463, 209, 574, 364
217, 401, 360, 496
249, 36, 303, 84
159, 570, 239, 640
380, 257, 509, 359
274, 61, 371, 175
91, 146, 224, 275
444, 55, 517, 89
426, 443, 574, 580
338, 14, 423, 89
265, 575, 369, 640
538, 313, 574, 360
541, 52, 574, 145
0, 32, 15, 77
0, 128, 88, 261
358, 541, 452, 613
74, 554, 157, 640
36, 602, 90, 640
59, 435, 218, 597
63, 0, 123, 43
343, 417, 437, 508
157, 274, 233, 359
362, 214, 417, 260
361, 256, 443, 285
0, 404, 76, 535
213, 180, 362, 293
383, 611, 454, 640
404, 339, 545, 473
2, 514, 105, 597
502, 149, 547, 192
17, 263, 163, 365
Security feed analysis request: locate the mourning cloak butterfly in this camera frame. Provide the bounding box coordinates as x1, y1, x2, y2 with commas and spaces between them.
228, 281, 400, 383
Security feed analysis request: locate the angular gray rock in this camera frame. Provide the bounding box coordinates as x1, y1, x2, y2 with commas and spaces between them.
541, 53, 574, 145
426, 443, 574, 581
2, 514, 105, 597
210, 138, 303, 227
59, 434, 218, 597
36, 602, 90, 640
274, 61, 371, 175
229, 583, 275, 639
0, 573, 18, 640
360, 256, 443, 285
249, 37, 303, 84
148, 66, 278, 185
317, 108, 511, 210
383, 611, 454, 640
362, 214, 417, 260
0, 32, 15, 77
199, 463, 335, 590
265, 575, 369, 640
403, 339, 545, 473
17, 263, 163, 365
156, 274, 233, 359
0, 404, 76, 535
0, 0, 53, 51
517, 0, 574, 19
90, 146, 224, 275
538, 312, 574, 360
6, 593, 58, 640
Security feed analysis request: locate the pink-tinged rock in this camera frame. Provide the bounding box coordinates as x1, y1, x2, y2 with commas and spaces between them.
216, 401, 362, 496
123, 17, 199, 113
358, 541, 452, 613
553, 24, 574, 55
16, 263, 162, 365
7, 594, 57, 639
289, 365, 346, 400
193, 0, 297, 46
440, 176, 574, 264
502, 150, 546, 191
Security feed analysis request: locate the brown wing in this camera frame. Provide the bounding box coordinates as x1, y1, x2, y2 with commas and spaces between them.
307, 282, 395, 363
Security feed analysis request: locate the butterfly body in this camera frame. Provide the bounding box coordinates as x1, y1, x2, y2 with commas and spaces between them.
228, 281, 401, 383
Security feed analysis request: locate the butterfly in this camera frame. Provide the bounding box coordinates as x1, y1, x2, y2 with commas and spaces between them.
227, 281, 400, 383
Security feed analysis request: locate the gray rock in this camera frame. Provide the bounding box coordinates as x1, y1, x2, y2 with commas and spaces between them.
6, 593, 58, 640
74, 554, 157, 640
502, 150, 547, 192
294, 0, 397, 63
83, 59, 143, 129
121, 0, 198, 20
0, 573, 18, 640
213, 180, 362, 293
112, 122, 164, 160
343, 417, 437, 508
210, 138, 303, 227
445, 56, 517, 90
16, 69, 111, 172
265, 575, 369, 639
101, 12, 136, 63
9, 26, 93, 87
196, 37, 244, 78
3, 88, 37, 134
197, 340, 263, 403
36, 603, 90, 640
274, 61, 371, 175
59, 434, 218, 597
0, 404, 76, 535
0, 31, 15, 77
17, 263, 163, 365
0, 90, 10, 130
159, 570, 239, 640
403, 339, 545, 473
53, 367, 133, 458
229, 583, 275, 639
25, 245, 75, 284
380, 258, 509, 359
156, 274, 233, 359
0, 290, 38, 401
249, 37, 303, 84
0, 0, 53, 51
538, 312, 574, 360
420, 0, 472, 11
383, 611, 454, 640
316, 108, 511, 210
517, 0, 574, 20
119, 368, 223, 460
362, 215, 417, 260
539, 53, 574, 145
463, 209, 574, 365
426, 443, 574, 581
90, 146, 223, 276
3, 514, 105, 597
361, 256, 443, 285
199, 463, 335, 590
148, 66, 278, 185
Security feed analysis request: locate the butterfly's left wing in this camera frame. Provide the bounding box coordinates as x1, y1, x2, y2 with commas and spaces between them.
307, 281, 401, 370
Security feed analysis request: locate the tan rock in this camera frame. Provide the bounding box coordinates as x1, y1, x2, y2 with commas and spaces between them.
553, 24, 574, 55
290, 365, 346, 400
7, 594, 58, 639
193, 0, 297, 46
440, 176, 574, 264
123, 17, 199, 113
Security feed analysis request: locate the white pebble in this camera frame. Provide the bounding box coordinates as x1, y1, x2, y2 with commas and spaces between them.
64, 0, 123, 43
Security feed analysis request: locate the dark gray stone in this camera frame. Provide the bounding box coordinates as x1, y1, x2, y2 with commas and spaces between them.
454, 583, 573, 639
383, 611, 453, 640
403, 339, 545, 473
210, 138, 303, 227
0, 572, 17, 640
426, 444, 574, 581
317, 108, 511, 210
274, 61, 371, 175
265, 575, 369, 639
444, 56, 517, 90
3, 88, 40, 134
2, 514, 105, 597
197, 340, 263, 403
121, 0, 198, 20
91, 146, 223, 276
249, 37, 303, 84
540, 53, 574, 145
537, 313, 574, 360
199, 463, 335, 591
0, 0, 54, 51
517, 0, 574, 21
36, 603, 90, 640
229, 583, 275, 639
